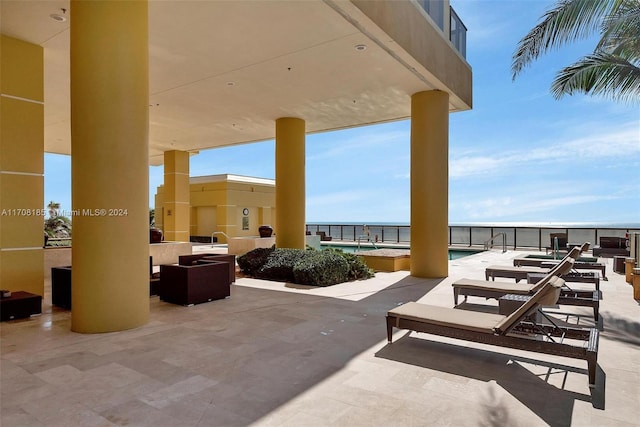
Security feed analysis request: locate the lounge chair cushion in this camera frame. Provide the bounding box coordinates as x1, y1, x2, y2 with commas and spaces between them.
453, 275, 565, 295
487, 246, 583, 282
537, 276, 564, 305
388, 302, 506, 334
452, 278, 536, 293
493, 278, 564, 333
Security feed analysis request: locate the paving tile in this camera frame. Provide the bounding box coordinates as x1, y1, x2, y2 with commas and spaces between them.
1, 248, 639, 426
99, 399, 184, 427
139, 375, 219, 409
0, 406, 46, 427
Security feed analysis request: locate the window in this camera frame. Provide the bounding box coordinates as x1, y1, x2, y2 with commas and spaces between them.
420, 0, 444, 30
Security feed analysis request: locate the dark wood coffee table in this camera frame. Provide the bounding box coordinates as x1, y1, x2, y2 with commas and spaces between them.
0, 291, 42, 321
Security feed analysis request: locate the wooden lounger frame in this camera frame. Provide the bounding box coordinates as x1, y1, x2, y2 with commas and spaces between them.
513, 258, 607, 280
453, 287, 600, 321
386, 310, 599, 387
387, 258, 599, 387
485, 268, 601, 291
454, 250, 600, 320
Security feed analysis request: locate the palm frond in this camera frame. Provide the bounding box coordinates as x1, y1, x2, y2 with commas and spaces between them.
551, 52, 640, 103
512, 0, 623, 79
598, 0, 640, 59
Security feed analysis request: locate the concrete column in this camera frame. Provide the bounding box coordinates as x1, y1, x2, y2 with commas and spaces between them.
215, 205, 236, 243
0, 36, 44, 296
410, 90, 449, 278
275, 118, 305, 249
259, 206, 274, 229
70, 0, 149, 332
163, 150, 190, 242
154, 191, 164, 232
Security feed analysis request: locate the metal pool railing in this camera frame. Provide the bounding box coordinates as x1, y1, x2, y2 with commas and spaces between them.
484, 232, 506, 253
305, 224, 640, 251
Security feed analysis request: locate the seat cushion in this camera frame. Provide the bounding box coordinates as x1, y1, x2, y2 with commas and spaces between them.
486, 265, 548, 274
388, 302, 505, 334
452, 278, 535, 294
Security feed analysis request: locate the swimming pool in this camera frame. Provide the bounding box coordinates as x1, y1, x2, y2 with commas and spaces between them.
319, 243, 482, 260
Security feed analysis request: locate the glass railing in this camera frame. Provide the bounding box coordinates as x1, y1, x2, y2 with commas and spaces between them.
415, 1, 467, 59
306, 223, 639, 251
450, 6, 467, 58
418, 0, 444, 30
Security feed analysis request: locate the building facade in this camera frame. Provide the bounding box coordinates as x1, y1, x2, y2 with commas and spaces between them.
155, 174, 275, 243
1, 0, 471, 332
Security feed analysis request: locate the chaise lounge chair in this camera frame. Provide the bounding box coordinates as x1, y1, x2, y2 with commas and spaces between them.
512, 257, 605, 278
511, 243, 606, 279
316, 231, 332, 241
484, 243, 603, 289
387, 275, 600, 387
513, 243, 596, 265
452, 258, 600, 320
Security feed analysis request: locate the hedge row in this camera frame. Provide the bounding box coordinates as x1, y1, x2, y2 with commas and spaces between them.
237, 246, 373, 287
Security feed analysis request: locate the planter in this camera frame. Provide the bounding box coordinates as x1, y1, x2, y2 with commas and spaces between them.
150, 228, 163, 243
258, 225, 273, 238
625, 258, 636, 283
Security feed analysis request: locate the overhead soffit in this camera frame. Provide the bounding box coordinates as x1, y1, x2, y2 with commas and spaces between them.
1, 0, 468, 166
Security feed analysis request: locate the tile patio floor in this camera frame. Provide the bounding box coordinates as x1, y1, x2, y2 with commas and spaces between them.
1, 247, 639, 426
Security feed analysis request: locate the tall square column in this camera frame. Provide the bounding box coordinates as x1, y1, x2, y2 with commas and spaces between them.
0, 36, 44, 296
163, 150, 190, 242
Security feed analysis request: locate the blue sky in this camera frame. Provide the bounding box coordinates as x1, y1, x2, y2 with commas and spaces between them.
45, 0, 639, 225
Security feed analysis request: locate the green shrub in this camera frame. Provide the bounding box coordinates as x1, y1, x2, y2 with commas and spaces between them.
321, 248, 374, 280
237, 246, 274, 276
293, 251, 350, 286
256, 248, 307, 282
238, 246, 374, 286
45, 240, 72, 247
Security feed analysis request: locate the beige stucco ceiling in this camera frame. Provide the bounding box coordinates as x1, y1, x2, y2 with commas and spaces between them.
1, 0, 470, 165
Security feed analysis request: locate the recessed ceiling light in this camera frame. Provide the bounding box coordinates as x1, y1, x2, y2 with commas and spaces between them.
355, 44, 367, 51
50, 13, 67, 22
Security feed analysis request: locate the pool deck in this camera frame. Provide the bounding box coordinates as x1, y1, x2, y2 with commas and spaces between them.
2, 246, 639, 426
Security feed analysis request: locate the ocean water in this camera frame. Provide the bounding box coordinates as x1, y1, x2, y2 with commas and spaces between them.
307, 222, 640, 248
308, 221, 640, 228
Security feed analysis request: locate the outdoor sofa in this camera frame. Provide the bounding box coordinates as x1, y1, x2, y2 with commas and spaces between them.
159, 261, 230, 306
178, 253, 236, 284
592, 236, 629, 258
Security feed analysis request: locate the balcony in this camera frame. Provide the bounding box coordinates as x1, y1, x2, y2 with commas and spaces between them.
450, 6, 467, 58
416, 1, 467, 58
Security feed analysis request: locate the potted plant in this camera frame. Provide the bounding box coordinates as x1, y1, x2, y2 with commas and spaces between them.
258, 225, 273, 238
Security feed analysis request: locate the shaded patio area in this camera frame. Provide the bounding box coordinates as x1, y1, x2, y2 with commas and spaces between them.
1, 249, 639, 426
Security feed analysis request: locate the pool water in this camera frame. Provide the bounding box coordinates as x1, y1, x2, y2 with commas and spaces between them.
448, 249, 483, 260
319, 244, 482, 260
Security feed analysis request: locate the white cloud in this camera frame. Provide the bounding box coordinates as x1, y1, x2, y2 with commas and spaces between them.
450, 156, 502, 178
451, 0, 514, 47
306, 190, 374, 207
563, 127, 640, 158
307, 129, 408, 161
460, 193, 619, 220
450, 120, 640, 178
